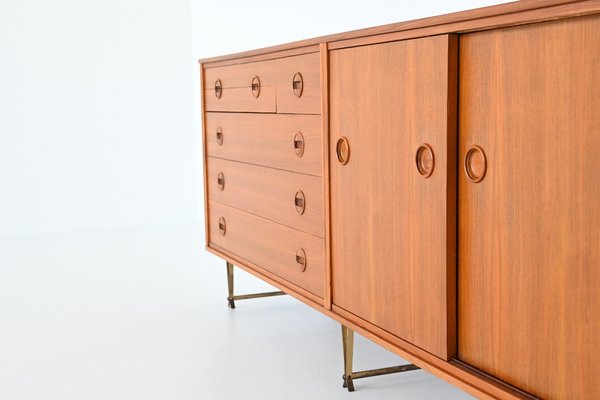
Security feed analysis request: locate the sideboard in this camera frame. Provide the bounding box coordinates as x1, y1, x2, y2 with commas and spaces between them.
199, 1, 600, 399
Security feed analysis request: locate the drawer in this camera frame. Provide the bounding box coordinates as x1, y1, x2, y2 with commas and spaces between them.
275, 52, 321, 114
209, 201, 324, 298
207, 157, 324, 238
205, 113, 322, 176
204, 60, 276, 112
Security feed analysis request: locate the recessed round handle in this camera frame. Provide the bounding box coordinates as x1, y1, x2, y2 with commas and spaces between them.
251, 75, 261, 98
292, 72, 303, 97
464, 145, 487, 183
214, 79, 222, 99
336, 137, 350, 165
293, 132, 305, 157
217, 172, 225, 191
218, 217, 226, 236
415, 143, 435, 178
294, 191, 306, 215
216, 127, 223, 145
295, 248, 307, 272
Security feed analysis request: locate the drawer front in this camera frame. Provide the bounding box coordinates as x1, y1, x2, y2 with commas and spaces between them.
205, 113, 322, 176
204, 60, 276, 112
275, 52, 321, 114
209, 201, 324, 298
207, 157, 324, 238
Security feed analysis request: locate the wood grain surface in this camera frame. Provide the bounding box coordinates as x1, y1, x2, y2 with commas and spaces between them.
275, 52, 321, 114
205, 113, 322, 176
208, 201, 325, 298
204, 60, 276, 112
458, 14, 600, 400
207, 157, 324, 238
329, 34, 457, 360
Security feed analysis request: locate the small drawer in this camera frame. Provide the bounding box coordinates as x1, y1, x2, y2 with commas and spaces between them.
207, 157, 324, 238
205, 113, 322, 176
209, 201, 324, 298
275, 52, 320, 114
204, 60, 276, 112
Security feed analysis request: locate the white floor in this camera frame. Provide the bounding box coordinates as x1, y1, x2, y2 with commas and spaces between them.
0, 223, 474, 400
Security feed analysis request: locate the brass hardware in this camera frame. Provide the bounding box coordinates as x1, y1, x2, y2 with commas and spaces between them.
214, 79, 222, 99
295, 248, 307, 272
292, 72, 304, 97
464, 145, 487, 183
218, 217, 226, 236
336, 137, 350, 165
226, 261, 286, 309
293, 132, 305, 157
294, 191, 306, 215
415, 143, 435, 178
216, 127, 223, 145
251, 75, 261, 98
217, 172, 225, 191
341, 325, 420, 392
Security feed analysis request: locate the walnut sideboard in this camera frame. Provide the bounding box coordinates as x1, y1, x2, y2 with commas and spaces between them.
199, 1, 600, 399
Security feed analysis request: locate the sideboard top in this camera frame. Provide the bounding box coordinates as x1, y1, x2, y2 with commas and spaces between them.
198, 0, 600, 66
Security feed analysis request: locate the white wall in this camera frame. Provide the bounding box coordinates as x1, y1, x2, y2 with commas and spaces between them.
191, 0, 510, 59
0, 0, 199, 237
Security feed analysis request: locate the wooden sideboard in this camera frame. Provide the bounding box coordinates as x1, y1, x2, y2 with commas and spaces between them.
199, 1, 600, 399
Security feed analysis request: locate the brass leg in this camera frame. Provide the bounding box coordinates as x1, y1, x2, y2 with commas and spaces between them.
342, 325, 355, 391
226, 262, 235, 309
225, 262, 286, 309
340, 324, 420, 392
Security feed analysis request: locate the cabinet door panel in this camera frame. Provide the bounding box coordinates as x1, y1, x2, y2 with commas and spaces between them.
329, 35, 457, 359
458, 16, 600, 400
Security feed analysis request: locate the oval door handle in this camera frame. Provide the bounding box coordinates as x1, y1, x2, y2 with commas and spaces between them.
214, 79, 222, 99
294, 191, 305, 215
292, 72, 303, 97
464, 145, 487, 183
217, 172, 225, 191
216, 127, 223, 145
415, 143, 435, 178
336, 137, 350, 165
251, 75, 261, 98
295, 248, 307, 272
218, 217, 226, 236
293, 132, 305, 157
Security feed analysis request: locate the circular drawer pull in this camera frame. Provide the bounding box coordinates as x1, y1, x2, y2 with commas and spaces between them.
292, 72, 303, 97
415, 143, 435, 178
214, 79, 222, 99
293, 132, 305, 157
294, 191, 306, 215
336, 137, 350, 165
464, 145, 487, 183
218, 217, 226, 236
251, 75, 261, 98
217, 172, 225, 191
216, 127, 223, 145
295, 248, 307, 272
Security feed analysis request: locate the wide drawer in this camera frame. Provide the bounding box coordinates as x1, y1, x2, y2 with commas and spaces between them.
207, 157, 324, 238
205, 113, 322, 176
209, 201, 324, 298
275, 52, 321, 114
204, 60, 276, 112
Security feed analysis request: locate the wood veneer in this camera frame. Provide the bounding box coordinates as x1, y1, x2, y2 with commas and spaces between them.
458, 14, 600, 400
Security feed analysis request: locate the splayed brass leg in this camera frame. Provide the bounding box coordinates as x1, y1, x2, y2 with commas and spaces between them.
340, 325, 420, 392
225, 262, 286, 309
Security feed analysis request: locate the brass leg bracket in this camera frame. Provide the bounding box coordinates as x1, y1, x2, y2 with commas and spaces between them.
226, 262, 286, 309
341, 325, 420, 392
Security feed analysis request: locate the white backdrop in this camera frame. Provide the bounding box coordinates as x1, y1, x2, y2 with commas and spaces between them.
0, 0, 199, 237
